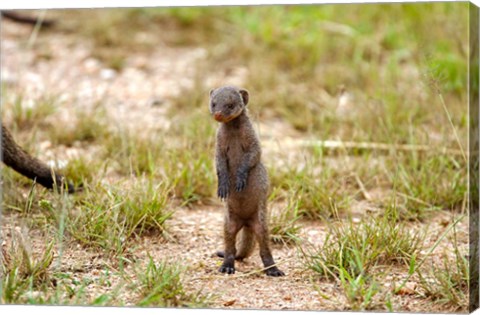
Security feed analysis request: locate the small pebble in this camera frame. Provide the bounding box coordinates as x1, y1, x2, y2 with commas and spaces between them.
100, 68, 117, 81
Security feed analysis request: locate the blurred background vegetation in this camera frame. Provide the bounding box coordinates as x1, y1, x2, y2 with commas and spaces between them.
58, 2, 469, 140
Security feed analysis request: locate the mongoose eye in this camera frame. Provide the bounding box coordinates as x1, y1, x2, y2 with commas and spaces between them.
211, 102, 216, 108
228, 103, 234, 110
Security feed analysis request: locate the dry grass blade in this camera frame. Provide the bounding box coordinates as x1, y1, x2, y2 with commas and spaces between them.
354, 173, 371, 201
26, 10, 49, 48
437, 93, 468, 163
394, 215, 465, 294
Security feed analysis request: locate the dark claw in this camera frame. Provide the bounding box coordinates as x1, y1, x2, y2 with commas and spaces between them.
217, 183, 229, 200
219, 265, 235, 274
236, 177, 247, 192
265, 267, 285, 277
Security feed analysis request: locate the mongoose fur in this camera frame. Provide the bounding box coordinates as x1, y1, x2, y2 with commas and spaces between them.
209, 85, 284, 277
1, 124, 74, 193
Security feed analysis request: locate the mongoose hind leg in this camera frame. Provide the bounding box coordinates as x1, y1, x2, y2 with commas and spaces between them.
252, 217, 285, 277
219, 216, 242, 274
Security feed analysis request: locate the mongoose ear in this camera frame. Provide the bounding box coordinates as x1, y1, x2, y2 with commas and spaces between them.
210, 89, 215, 97
239, 89, 249, 106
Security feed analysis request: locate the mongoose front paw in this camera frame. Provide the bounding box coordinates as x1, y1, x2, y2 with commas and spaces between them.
236, 177, 247, 192
219, 265, 235, 274
265, 267, 285, 277
217, 183, 229, 199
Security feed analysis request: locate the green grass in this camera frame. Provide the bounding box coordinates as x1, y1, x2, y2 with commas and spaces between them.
268, 191, 302, 244
6, 94, 58, 131
165, 148, 216, 206
61, 156, 103, 186
134, 257, 211, 307
97, 111, 216, 206
386, 152, 467, 220
64, 180, 173, 255
416, 227, 469, 312
336, 267, 381, 311
0, 230, 54, 304
304, 209, 425, 310
47, 105, 111, 147
102, 129, 163, 177
269, 151, 353, 220
186, 3, 468, 146
166, 94, 218, 204
0, 230, 123, 305
304, 209, 425, 280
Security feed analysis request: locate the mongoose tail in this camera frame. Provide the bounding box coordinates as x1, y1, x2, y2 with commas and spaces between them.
1, 125, 74, 193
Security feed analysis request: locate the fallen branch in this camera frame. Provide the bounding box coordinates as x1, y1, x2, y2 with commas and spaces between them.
263, 137, 465, 156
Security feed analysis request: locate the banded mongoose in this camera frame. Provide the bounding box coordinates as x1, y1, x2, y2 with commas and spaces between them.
1, 124, 74, 193
210, 85, 284, 277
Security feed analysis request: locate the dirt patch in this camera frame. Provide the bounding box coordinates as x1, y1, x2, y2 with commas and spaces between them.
1, 202, 467, 311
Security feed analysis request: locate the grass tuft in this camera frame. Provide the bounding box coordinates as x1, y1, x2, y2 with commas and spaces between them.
304, 211, 424, 279
134, 257, 211, 307
1, 231, 54, 304
65, 180, 173, 255
416, 227, 468, 311
268, 192, 302, 244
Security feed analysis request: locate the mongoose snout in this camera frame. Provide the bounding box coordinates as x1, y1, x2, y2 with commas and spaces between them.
213, 112, 224, 122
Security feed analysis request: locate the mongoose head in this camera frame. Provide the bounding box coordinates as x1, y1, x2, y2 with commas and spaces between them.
209, 86, 249, 123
